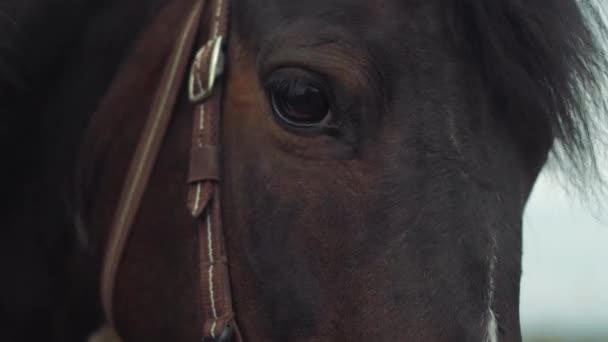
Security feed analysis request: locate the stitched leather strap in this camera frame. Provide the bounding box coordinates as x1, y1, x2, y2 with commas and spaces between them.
187, 0, 242, 340
188, 145, 220, 183
100, 0, 242, 340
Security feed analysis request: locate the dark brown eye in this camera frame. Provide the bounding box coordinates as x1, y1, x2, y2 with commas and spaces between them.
268, 78, 331, 127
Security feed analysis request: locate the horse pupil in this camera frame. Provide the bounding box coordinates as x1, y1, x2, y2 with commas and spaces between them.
272, 81, 329, 125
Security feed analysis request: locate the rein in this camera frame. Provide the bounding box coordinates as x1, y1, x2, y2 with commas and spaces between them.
99, 0, 241, 341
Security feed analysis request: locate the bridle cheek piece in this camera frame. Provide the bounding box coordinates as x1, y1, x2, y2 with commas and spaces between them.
99, 0, 241, 341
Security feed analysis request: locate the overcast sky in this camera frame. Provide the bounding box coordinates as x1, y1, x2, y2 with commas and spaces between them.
520, 161, 608, 336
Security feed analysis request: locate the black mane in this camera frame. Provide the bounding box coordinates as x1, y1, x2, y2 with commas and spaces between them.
0, 0, 108, 209
446, 0, 608, 190
0, 2, 164, 340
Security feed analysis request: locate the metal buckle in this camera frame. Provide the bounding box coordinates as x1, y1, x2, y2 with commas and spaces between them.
189, 36, 225, 103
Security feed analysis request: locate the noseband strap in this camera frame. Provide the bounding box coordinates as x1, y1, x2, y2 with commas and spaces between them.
100, 0, 241, 340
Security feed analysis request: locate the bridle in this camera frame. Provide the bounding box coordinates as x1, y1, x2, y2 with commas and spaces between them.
99, 0, 240, 341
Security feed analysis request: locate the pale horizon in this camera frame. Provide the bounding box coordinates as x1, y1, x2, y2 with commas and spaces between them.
520, 161, 608, 338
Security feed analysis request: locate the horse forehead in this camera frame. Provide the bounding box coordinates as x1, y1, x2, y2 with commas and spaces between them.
238, 0, 431, 34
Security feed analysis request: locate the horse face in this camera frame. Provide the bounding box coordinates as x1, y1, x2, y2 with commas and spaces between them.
3, 0, 604, 340
219, 1, 534, 340
65, 0, 603, 340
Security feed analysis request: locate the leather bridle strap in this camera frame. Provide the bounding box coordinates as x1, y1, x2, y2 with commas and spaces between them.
100, 0, 241, 340
186, 0, 242, 340
100, 0, 206, 326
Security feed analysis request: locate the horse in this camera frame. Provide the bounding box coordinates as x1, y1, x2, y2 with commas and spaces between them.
1, 0, 606, 341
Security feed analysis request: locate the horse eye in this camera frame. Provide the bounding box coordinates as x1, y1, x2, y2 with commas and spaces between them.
267, 78, 331, 128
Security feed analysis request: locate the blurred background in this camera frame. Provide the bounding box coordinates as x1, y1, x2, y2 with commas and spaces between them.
520, 160, 608, 341
521, 4, 608, 339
